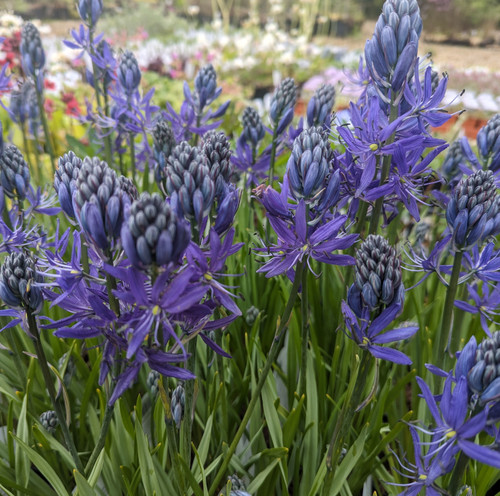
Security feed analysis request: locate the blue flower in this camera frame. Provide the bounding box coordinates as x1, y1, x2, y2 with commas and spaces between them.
257, 197, 356, 278
342, 299, 417, 365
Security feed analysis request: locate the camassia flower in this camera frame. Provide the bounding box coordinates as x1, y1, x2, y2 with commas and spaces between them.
342, 299, 417, 365
257, 198, 356, 278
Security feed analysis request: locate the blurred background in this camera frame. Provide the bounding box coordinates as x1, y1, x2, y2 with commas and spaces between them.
1, 0, 500, 134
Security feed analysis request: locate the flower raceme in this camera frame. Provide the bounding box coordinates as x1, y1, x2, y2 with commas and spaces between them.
446, 170, 500, 249
306, 83, 335, 128
364, 0, 422, 96
347, 235, 404, 317
0, 252, 43, 313
117, 50, 141, 98
0, 144, 30, 202
477, 113, 500, 172
121, 192, 191, 269
54, 151, 83, 218
20, 22, 45, 88
73, 156, 132, 253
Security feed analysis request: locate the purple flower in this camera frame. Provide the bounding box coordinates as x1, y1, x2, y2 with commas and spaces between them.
416, 374, 500, 468
388, 425, 455, 495
455, 283, 500, 337
257, 198, 356, 278
342, 299, 418, 365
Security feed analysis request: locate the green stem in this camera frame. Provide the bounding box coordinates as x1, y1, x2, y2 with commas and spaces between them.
436, 250, 463, 365
323, 350, 371, 494
158, 379, 185, 493
20, 124, 33, 171
129, 132, 137, 180
84, 403, 114, 475
34, 85, 55, 173
268, 121, 279, 190
181, 339, 197, 467
89, 26, 114, 170
208, 261, 305, 496
105, 272, 120, 316
27, 310, 84, 473
448, 451, 469, 496
368, 103, 399, 235
299, 251, 309, 397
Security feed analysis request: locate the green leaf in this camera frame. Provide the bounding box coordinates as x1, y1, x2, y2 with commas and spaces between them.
283, 394, 305, 448
135, 414, 161, 495
246, 458, 280, 493
330, 423, 369, 496
87, 449, 105, 487
261, 373, 283, 447
192, 412, 213, 478
74, 470, 97, 496
15, 392, 29, 490
11, 434, 69, 496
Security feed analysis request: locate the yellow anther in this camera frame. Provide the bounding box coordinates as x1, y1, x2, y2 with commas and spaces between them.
369, 143, 379, 151
152, 305, 161, 315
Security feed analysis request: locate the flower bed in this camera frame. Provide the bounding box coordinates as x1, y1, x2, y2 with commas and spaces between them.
1, 1, 500, 495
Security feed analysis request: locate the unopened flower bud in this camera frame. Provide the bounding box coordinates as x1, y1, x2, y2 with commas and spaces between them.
348, 235, 403, 317
307, 83, 335, 128
365, 0, 421, 92
468, 332, 500, 406
245, 306, 259, 326
446, 170, 500, 249
194, 63, 218, 111
20, 23, 45, 81
77, 0, 103, 26
153, 119, 176, 183
165, 142, 215, 225
54, 151, 83, 218
40, 410, 58, 434
171, 385, 185, 427
287, 127, 330, 203
477, 114, 500, 172
241, 107, 265, 147
202, 131, 233, 197
0, 252, 43, 313
270, 78, 296, 127
147, 370, 160, 395
118, 50, 141, 96
442, 140, 465, 184
122, 192, 191, 268
0, 145, 30, 202
74, 157, 130, 251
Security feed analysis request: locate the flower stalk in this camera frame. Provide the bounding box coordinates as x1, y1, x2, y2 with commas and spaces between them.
208, 260, 305, 495
27, 309, 84, 473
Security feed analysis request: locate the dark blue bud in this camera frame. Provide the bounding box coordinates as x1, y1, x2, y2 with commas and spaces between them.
118, 50, 141, 96
78, 0, 103, 25
0, 145, 30, 201
391, 41, 417, 91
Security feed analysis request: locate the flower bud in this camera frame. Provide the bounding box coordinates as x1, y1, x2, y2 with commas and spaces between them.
477, 114, 500, 172
446, 170, 500, 249
241, 107, 265, 147
194, 63, 218, 111
118, 175, 139, 202
153, 119, 176, 183
10, 82, 38, 130
214, 184, 239, 235
54, 151, 83, 218
147, 370, 160, 395
348, 235, 403, 316
0, 252, 43, 313
165, 142, 215, 225
40, 410, 58, 434
122, 192, 191, 268
171, 385, 185, 427
306, 83, 335, 128
365, 0, 421, 92
202, 131, 233, 197
468, 332, 500, 405
118, 50, 141, 97
245, 306, 259, 326
20, 22, 45, 81
286, 127, 330, 203
77, 0, 103, 26
270, 78, 297, 125
0, 145, 31, 201
74, 157, 130, 251
441, 140, 465, 184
